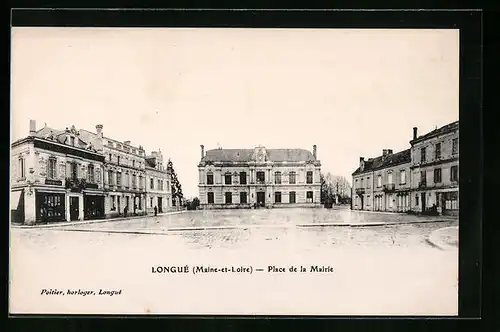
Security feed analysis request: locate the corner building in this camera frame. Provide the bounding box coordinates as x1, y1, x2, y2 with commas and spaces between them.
198, 145, 321, 209
409, 122, 459, 216
11, 121, 106, 224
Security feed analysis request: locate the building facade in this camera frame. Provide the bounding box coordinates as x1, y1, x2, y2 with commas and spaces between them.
198, 145, 321, 209
351, 121, 458, 215
409, 122, 459, 216
11, 121, 106, 224
145, 150, 172, 214
352, 149, 411, 212
79, 125, 147, 218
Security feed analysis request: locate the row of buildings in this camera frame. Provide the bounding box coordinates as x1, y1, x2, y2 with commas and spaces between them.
351, 121, 459, 216
197, 145, 322, 209
10, 120, 180, 225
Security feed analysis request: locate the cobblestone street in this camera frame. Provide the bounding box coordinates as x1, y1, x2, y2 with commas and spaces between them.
10, 208, 459, 316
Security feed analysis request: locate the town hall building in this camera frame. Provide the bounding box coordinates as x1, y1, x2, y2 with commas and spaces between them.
198, 145, 321, 209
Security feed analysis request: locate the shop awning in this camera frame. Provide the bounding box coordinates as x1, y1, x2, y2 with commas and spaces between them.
10, 190, 22, 210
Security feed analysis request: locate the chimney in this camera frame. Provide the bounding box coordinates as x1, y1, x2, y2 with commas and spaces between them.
29, 120, 36, 135
382, 149, 388, 156
313, 145, 317, 159
96, 124, 103, 138
200, 145, 205, 159
360, 157, 365, 170
124, 141, 131, 145
413, 127, 418, 140
387, 149, 393, 155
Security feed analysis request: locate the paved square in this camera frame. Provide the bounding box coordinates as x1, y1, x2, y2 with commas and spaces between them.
10, 208, 458, 315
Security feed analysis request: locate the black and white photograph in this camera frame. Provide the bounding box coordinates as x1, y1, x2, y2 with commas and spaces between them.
10, 26, 461, 316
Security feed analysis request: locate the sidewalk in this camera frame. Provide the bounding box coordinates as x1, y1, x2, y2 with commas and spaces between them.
11, 210, 186, 229
297, 218, 457, 228
427, 226, 459, 250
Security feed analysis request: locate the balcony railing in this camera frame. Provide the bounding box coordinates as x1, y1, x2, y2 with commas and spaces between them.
383, 184, 396, 192
355, 188, 365, 195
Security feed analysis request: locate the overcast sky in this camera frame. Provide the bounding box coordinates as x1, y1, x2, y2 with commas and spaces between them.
11, 28, 459, 198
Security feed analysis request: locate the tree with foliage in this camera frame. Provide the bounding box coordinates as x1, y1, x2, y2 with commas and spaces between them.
321, 172, 352, 206
167, 159, 183, 205
185, 197, 200, 210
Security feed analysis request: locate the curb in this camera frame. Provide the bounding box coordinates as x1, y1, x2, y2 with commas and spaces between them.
297, 219, 457, 228
11, 211, 186, 229
427, 226, 459, 250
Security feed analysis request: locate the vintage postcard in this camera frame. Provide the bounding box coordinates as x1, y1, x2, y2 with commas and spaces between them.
10, 27, 459, 315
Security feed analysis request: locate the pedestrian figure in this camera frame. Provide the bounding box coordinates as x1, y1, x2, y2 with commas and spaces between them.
154, 206, 158, 216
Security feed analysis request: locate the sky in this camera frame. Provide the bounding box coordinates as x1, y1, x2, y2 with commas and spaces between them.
11, 28, 459, 198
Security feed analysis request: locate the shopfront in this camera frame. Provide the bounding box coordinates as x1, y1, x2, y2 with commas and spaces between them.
36, 191, 66, 223
10, 190, 24, 223
83, 194, 105, 220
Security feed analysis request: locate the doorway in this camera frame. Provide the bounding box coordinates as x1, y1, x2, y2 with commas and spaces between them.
257, 191, 265, 207
157, 197, 163, 213
70, 197, 79, 221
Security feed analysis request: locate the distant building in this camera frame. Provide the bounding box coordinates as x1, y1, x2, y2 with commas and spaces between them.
145, 150, 171, 214
410, 122, 459, 216
11, 120, 106, 224
198, 145, 321, 209
351, 120, 459, 215
352, 149, 411, 212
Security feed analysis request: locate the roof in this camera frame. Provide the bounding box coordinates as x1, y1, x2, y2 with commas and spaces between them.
202, 148, 316, 163
33, 126, 100, 152
411, 121, 459, 144
352, 149, 411, 176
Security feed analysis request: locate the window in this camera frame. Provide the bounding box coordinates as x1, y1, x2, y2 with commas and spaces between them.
306, 171, 313, 184
117, 156, 120, 165
421, 147, 426, 163
355, 179, 359, 188
289, 172, 296, 184
87, 164, 94, 183
225, 174, 232, 185
109, 153, 112, 162
207, 192, 214, 204
434, 168, 442, 183
435, 143, 441, 160
388, 194, 393, 208
240, 192, 247, 204
158, 179, 161, 189
415, 195, 419, 206
150, 178, 154, 189
207, 173, 214, 185
257, 171, 265, 183
289, 191, 296, 204
400, 170, 406, 184
160, 180, 164, 191
366, 177, 371, 188
367, 195, 371, 206
225, 192, 232, 204
19, 158, 25, 178
239, 172, 247, 185
132, 160, 135, 168
452, 138, 458, 155
306, 191, 313, 203
361, 178, 364, 188
108, 170, 113, 185
450, 165, 458, 182
71, 162, 78, 180
47, 158, 57, 179
377, 175, 382, 187
420, 170, 426, 185
116, 172, 121, 186
387, 172, 393, 184
150, 197, 153, 207
133, 174, 137, 188
275, 192, 282, 203
444, 191, 458, 210
275, 172, 282, 184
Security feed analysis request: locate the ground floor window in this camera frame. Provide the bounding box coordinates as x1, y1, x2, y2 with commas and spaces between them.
36, 192, 65, 222
225, 192, 232, 204
415, 195, 419, 206
240, 192, 247, 204
289, 191, 296, 204
306, 191, 313, 203
274, 192, 282, 203
207, 192, 214, 204
150, 197, 154, 208
443, 191, 459, 210
366, 195, 371, 206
